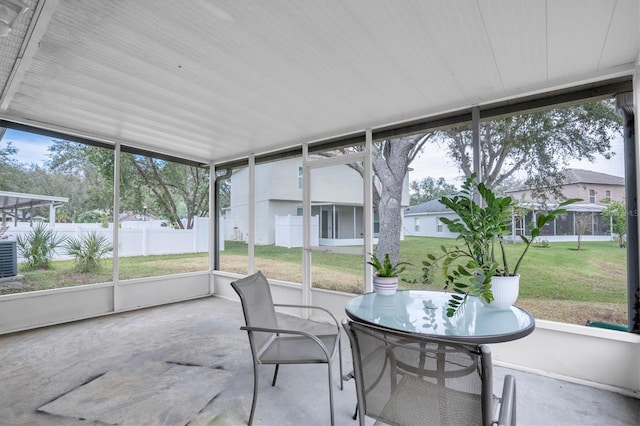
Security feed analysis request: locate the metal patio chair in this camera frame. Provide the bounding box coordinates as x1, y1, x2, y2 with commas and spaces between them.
343, 319, 516, 426
231, 271, 343, 425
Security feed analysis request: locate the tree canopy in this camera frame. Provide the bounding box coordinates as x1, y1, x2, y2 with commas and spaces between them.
48, 141, 209, 229
438, 100, 622, 198
409, 177, 457, 205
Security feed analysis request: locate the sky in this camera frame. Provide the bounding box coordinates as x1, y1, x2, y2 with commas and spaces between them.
2, 128, 52, 167
1, 127, 627, 186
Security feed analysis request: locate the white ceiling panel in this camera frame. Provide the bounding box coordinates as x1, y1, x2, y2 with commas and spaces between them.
478, 0, 547, 91
0, 0, 637, 164
547, 0, 621, 78
599, 0, 640, 69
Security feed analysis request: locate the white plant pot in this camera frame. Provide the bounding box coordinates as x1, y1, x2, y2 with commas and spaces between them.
372, 276, 398, 296
481, 275, 520, 310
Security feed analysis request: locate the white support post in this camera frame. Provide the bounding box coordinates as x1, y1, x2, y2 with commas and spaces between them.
248, 154, 255, 274
472, 106, 481, 181
364, 129, 374, 293
208, 162, 215, 293
112, 142, 121, 311
302, 144, 311, 311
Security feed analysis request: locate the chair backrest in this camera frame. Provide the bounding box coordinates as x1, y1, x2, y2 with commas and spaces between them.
344, 320, 494, 426
231, 271, 279, 354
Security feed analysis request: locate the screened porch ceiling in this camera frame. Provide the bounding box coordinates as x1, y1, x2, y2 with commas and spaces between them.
0, 0, 638, 165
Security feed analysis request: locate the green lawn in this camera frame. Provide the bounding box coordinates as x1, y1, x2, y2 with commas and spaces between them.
398, 237, 627, 304
220, 237, 628, 305
2, 236, 628, 325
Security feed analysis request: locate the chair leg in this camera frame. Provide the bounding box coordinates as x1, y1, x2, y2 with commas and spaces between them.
271, 364, 279, 386
352, 402, 358, 420
248, 359, 259, 426
327, 361, 335, 426
338, 337, 344, 390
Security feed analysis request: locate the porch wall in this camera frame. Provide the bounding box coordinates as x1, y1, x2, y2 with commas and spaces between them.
1, 272, 638, 398
0, 272, 210, 334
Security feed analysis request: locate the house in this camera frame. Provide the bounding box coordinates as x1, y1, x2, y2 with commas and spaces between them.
505, 168, 625, 205
506, 169, 625, 240
405, 169, 623, 241
404, 198, 457, 238
225, 157, 410, 246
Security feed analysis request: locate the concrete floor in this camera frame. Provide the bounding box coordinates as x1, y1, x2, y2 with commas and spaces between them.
0, 296, 637, 426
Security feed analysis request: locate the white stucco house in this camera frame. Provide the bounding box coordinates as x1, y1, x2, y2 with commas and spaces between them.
225, 157, 410, 246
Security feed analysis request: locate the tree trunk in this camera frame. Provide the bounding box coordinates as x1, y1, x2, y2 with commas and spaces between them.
372, 135, 430, 264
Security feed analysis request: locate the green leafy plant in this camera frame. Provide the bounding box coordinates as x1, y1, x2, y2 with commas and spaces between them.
64, 231, 113, 273
421, 174, 579, 317
367, 252, 412, 277
16, 223, 67, 271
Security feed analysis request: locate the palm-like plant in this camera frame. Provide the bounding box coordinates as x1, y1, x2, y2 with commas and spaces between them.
16, 223, 66, 271
64, 232, 113, 273
367, 253, 412, 277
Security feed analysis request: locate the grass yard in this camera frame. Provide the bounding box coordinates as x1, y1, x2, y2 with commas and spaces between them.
2, 236, 629, 326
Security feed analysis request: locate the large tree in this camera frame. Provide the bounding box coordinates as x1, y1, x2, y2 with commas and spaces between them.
439, 100, 622, 197
328, 134, 433, 264
48, 141, 209, 229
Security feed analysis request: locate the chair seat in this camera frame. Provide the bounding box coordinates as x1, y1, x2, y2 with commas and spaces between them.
374, 373, 483, 426
259, 333, 339, 364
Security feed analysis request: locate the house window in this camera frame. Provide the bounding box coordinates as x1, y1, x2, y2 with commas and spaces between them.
436, 217, 443, 233
605, 189, 611, 201
414, 218, 420, 232
298, 166, 303, 189
296, 207, 303, 216
589, 189, 596, 204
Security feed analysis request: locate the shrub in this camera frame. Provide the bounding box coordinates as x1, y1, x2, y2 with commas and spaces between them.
64, 232, 113, 273
16, 223, 66, 271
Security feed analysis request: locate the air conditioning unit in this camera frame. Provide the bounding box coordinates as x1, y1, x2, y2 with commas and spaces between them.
0, 241, 17, 278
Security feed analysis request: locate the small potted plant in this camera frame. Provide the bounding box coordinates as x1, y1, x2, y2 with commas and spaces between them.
420, 174, 579, 316
367, 252, 412, 296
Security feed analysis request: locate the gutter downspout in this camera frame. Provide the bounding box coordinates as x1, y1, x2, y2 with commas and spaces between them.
616, 91, 639, 334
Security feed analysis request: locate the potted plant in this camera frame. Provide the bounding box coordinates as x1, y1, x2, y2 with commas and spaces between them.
367, 252, 412, 296
420, 174, 579, 316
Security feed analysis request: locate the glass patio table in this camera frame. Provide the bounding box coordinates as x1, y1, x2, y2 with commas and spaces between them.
345, 290, 535, 343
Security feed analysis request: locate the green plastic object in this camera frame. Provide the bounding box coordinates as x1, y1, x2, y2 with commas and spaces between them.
586, 321, 629, 332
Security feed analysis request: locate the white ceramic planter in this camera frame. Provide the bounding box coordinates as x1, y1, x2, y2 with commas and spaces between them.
482, 274, 520, 309
372, 276, 398, 296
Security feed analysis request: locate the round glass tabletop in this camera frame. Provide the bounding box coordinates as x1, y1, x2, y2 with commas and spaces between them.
345, 290, 535, 343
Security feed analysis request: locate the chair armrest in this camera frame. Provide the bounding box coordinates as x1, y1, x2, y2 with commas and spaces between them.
273, 303, 341, 329
497, 374, 516, 426
241, 325, 333, 360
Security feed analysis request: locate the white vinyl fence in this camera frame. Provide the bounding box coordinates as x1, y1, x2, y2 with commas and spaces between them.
6, 217, 217, 263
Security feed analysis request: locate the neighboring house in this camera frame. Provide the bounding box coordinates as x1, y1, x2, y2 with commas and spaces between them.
225, 157, 410, 246
506, 169, 624, 241
405, 169, 624, 242
404, 198, 458, 238
505, 168, 625, 205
